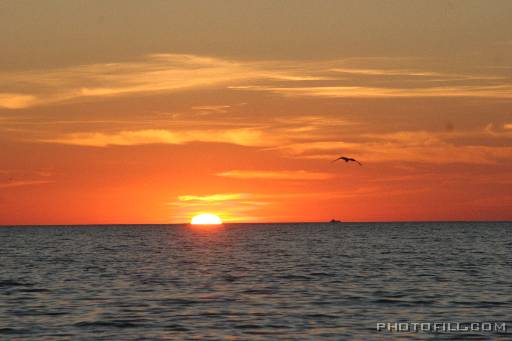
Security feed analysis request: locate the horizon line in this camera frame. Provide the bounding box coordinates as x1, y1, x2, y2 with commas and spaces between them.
1, 219, 511, 227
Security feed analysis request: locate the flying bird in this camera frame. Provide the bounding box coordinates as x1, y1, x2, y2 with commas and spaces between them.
331, 156, 362, 166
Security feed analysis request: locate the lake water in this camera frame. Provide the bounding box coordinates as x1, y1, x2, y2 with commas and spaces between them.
1, 222, 511, 340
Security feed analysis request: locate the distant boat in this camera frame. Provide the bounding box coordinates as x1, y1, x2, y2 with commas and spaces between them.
329, 219, 342, 223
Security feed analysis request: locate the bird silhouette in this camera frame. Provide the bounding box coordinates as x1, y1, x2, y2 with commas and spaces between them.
331, 156, 362, 166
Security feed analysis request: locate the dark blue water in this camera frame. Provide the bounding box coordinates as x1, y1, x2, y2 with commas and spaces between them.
1, 222, 511, 340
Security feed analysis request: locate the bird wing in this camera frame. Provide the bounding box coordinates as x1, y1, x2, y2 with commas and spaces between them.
332, 156, 362, 165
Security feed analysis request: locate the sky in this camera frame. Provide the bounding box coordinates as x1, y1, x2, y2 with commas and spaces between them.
1, 0, 511, 224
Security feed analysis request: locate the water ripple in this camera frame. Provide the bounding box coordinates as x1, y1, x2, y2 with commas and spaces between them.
0, 222, 511, 340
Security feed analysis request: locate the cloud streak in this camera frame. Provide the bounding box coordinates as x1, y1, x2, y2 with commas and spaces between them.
40, 128, 281, 147
38, 125, 512, 165
0, 180, 54, 189
2, 54, 511, 109
231, 85, 512, 99
279, 130, 512, 164
0, 93, 37, 109
0, 54, 328, 109
217, 170, 334, 180
177, 193, 248, 202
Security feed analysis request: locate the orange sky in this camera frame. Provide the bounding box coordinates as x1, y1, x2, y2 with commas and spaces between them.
1, 1, 511, 224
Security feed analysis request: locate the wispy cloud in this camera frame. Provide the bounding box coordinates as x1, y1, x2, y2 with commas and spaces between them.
329, 67, 504, 80
36, 111, 354, 149
278, 130, 512, 164
191, 105, 232, 114
2, 53, 510, 109
40, 128, 281, 147
231, 85, 512, 98
0, 54, 327, 109
0, 93, 37, 109
271, 141, 360, 155
0, 180, 54, 189
0, 54, 252, 108
330, 68, 444, 77
177, 193, 248, 202
40, 125, 512, 165
217, 170, 334, 180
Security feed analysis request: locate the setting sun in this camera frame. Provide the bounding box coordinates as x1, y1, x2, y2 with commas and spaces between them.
190, 214, 223, 225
